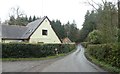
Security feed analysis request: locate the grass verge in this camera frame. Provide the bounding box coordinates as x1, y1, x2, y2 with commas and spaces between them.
2, 48, 76, 61
84, 51, 120, 72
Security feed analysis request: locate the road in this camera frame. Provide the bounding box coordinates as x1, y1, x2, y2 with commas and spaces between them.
42, 44, 105, 72
2, 44, 105, 72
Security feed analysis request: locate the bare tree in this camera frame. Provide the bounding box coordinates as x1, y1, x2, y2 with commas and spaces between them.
9, 6, 25, 19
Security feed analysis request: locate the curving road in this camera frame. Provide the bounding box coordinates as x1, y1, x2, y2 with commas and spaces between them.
2, 44, 105, 72
42, 44, 105, 72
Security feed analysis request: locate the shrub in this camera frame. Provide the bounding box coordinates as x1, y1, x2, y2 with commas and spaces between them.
87, 43, 120, 68
88, 30, 102, 44
81, 42, 90, 48
118, 29, 120, 42
2, 43, 75, 58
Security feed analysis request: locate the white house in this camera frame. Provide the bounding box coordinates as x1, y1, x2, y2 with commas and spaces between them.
0, 16, 62, 44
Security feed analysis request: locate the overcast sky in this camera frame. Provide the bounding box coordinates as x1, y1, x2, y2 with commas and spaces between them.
0, 0, 117, 29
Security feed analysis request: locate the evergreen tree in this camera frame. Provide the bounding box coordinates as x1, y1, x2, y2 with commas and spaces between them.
8, 16, 16, 25
79, 10, 97, 42
79, 1, 118, 43
96, 2, 118, 43
28, 16, 32, 22
51, 20, 66, 39
33, 15, 36, 21
118, 1, 120, 42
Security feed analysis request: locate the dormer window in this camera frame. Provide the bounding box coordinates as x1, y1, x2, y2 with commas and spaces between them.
26, 29, 33, 34
42, 29, 47, 35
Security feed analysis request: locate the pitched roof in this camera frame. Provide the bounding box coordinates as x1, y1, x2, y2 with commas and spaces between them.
0, 25, 27, 39
22, 16, 47, 39
0, 16, 48, 39
62, 37, 72, 43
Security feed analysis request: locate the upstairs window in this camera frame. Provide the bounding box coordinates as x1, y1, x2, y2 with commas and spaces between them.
42, 29, 47, 35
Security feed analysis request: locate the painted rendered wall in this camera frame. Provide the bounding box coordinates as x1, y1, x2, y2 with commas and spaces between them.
2, 40, 21, 43
29, 18, 61, 44
0, 38, 1, 43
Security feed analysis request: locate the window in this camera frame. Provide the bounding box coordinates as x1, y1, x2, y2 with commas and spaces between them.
42, 29, 47, 35
26, 29, 33, 34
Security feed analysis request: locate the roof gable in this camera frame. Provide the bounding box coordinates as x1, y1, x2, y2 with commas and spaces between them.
22, 16, 50, 39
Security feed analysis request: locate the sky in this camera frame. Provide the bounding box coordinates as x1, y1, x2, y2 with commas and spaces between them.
0, 0, 117, 29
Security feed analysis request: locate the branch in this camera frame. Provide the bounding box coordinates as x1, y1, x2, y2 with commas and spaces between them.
91, 0, 102, 7
87, 0, 98, 11
101, 0, 106, 5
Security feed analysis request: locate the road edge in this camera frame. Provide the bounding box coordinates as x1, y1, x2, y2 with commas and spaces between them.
84, 49, 120, 72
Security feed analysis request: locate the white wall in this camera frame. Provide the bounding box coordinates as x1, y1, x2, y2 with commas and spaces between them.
29, 18, 61, 44
2, 40, 21, 43
0, 38, 1, 43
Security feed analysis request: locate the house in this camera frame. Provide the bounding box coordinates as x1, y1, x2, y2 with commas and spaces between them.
62, 37, 72, 44
0, 16, 62, 44
62, 37, 75, 44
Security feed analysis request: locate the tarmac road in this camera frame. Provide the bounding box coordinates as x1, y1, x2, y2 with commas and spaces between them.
42, 44, 105, 72
2, 44, 105, 72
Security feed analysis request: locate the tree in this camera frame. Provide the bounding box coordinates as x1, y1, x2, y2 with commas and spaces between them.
118, 1, 120, 42
68, 22, 80, 42
51, 20, 80, 42
79, 10, 97, 42
25, 15, 28, 22
79, 0, 118, 43
88, 30, 102, 44
9, 6, 25, 19
96, 2, 118, 43
51, 20, 66, 39
28, 16, 32, 22
33, 15, 36, 21
8, 16, 15, 25
8, 6, 28, 26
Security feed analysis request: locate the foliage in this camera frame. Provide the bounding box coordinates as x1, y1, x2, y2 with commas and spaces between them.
68, 22, 80, 42
51, 20, 80, 42
2, 43, 75, 58
88, 30, 102, 44
80, 1, 119, 68
96, 2, 118, 43
51, 20, 66, 39
87, 43, 120, 68
85, 50, 120, 72
79, 2, 118, 43
118, 29, 120, 42
79, 10, 97, 42
80, 42, 90, 48
119, 1, 120, 42
8, 15, 40, 26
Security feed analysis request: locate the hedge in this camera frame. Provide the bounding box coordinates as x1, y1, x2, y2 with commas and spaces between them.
86, 43, 120, 68
81, 42, 90, 48
2, 43, 75, 58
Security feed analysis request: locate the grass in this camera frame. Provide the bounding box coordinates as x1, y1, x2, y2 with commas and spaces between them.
2, 54, 65, 61
84, 51, 120, 72
2, 48, 76, 61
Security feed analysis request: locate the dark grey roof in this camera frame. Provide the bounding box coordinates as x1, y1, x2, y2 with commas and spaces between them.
0, 25, 27, 39
22, 16, 46, 39
0, 16, 47, 39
